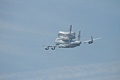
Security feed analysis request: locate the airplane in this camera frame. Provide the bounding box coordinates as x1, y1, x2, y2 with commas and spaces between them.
44, 25, 101, 50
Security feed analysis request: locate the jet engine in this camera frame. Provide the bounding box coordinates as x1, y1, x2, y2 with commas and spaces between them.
51, 46, 56, 50
45, 46, 49, 50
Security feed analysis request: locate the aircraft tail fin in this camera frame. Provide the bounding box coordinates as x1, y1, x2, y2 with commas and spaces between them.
91, 36, 93, 42
77, 31, 81, 41
87, 36, 93, 44
84, 36, 102, 44
69, 25, 72, 33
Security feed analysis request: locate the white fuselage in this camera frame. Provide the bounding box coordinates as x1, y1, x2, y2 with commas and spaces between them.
55, 38, 81, 48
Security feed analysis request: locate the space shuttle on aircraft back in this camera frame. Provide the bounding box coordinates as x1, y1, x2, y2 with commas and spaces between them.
57, 25, 76, 40
43, 25, 101, 50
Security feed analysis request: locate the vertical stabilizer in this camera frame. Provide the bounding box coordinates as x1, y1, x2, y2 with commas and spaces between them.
91, 36, 93, 42
69, 25, 72, 33
77, 31, 81, 41
88, 36, 93, 44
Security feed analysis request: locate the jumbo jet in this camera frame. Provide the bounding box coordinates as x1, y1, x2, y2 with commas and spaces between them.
43, 25, 101, 50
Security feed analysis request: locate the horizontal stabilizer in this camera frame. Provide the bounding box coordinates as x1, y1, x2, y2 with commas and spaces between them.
83, 36, 102, 44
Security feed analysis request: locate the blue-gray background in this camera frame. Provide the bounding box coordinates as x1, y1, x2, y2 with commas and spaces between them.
0, 0, 120, 80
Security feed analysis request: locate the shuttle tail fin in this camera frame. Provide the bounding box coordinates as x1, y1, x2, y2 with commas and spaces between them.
69, 25, 72, 33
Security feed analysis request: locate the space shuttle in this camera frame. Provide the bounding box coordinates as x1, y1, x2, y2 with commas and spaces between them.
57, 25, 76, 40
43, 25, 101, 50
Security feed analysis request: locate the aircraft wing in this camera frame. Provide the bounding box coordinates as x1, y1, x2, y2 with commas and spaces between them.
93, 37, 102, 40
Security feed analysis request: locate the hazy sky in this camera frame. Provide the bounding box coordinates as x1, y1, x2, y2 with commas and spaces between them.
0, 0, 120, 80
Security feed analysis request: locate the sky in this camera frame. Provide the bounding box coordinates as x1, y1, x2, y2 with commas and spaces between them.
0, 0, 120, 80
